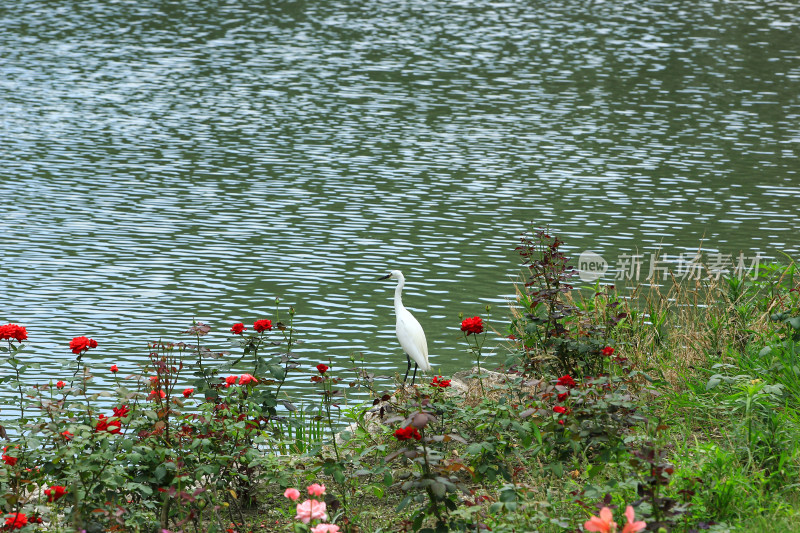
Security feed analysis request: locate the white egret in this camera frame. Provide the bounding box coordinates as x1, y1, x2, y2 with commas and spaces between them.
379, 270, 431, 385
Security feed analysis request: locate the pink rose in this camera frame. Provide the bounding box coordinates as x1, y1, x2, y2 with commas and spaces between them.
307, 483, 326, 496
283, 488, 300, 501
295, 500, 327, 524
311, 525, 340, 533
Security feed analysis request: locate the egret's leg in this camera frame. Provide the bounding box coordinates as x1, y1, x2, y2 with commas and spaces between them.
403, 354, 412, 383
411, 363, 418, 385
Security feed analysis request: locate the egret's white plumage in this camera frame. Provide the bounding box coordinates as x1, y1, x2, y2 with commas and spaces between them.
379, 270, 431, 383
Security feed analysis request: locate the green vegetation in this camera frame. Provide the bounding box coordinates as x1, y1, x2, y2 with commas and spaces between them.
0, 229, 798, 532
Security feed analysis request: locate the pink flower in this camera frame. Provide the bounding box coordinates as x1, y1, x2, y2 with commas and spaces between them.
584, 507, 616, 533
621, 506, 646, 533
307, 483, 326, 497
311, 525, 340, 533
295, 500, 327, 524
238, 374, 258, 385
283, 487, 301, 501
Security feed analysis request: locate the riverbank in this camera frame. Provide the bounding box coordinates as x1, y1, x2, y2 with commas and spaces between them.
1, 232, 798, 532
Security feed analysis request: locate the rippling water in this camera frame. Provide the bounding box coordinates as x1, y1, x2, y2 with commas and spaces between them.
1, 1, 798, 400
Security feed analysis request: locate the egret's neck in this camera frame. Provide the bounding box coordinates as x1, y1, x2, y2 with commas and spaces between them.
393, 276, 406, 312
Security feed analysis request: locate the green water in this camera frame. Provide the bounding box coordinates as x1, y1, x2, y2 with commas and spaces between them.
1, 1, 798, 395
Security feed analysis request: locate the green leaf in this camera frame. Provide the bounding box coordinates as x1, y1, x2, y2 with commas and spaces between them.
787, 317, 800, 330
333, 469, 345, 484
706, 375, 723, 390
466, 442, 483, 455
430, 482, 446, 499
268, 364, 285, 381
588, 463, 604, 479
397, 495, 412, 511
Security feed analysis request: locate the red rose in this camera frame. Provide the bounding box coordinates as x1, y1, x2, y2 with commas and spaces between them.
230, 323, 246, 335
394, 426, 422, 441
238, 374, 258, 385
45, 485, 67, 502
253, 319, 273, 332
557, 375, 577, 389
61, 431, 73, 441
557, 392, 569, 402
148, 390, 166, 401
553, 405, 567, 414
69, 336, 97, 354
0, 324, 28, 342
96, 414, 121, 434
183, 388, 194, 398
4, 513, 27, 530
316, 364, 329, 374
110, 364, 118, 373
2, 453, 17, 466
601, 346, 615, 357
460, 316, 484, 335
224, 375, 238, 387
56, 381, 65, 389
430, 376, 451, 388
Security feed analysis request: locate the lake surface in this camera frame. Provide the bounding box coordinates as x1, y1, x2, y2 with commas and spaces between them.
1, 0, 798, 401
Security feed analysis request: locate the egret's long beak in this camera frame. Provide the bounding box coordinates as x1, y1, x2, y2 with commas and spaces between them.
378, 273, 392, 280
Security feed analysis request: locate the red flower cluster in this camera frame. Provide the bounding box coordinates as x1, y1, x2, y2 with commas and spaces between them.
601, 346, 615, 356
557, 375, 577, 389
253, 319, 273, 332
430, 376, 451, 388
45, 485, 67, 502
316, 364, 329, 374
96, 415, 121, 434
2, 447, 17, 467
69, 336, 98, 354
0, 324, 27, 342
394, 426, 422, 441
230, 323, 246, 335
4, 513, 26, 530
96, 405, 129, 434
148, 390, 166, 401
460, 316, 484, 335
